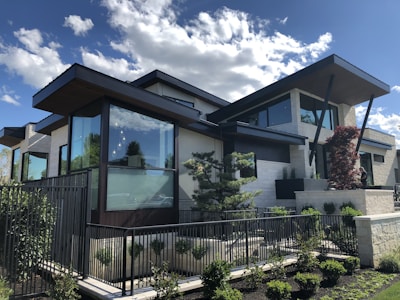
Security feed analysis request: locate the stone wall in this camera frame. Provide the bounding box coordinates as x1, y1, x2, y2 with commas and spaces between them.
295, 189, 394, 215
355, 213, 400, 267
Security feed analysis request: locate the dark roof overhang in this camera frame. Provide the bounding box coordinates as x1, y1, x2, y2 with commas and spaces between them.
33, 64, 201, 125
361, 137, 392, 150
35, 114, 68, 135
0, 127, 25, 147
131, 70, 229, 108
208, 54, 390, 123
220, 122, 306, 145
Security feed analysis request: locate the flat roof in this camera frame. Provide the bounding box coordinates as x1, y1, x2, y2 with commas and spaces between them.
33, 64, 201, 125
208, 54, 390, 123
35, 114, 68, 135
0, 127, 25, 147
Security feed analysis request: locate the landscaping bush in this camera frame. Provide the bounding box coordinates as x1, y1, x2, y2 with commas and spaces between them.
323, 202, 336, 214
294, 272, 321, 295
150, 239, 165, 256
328, 225, 358, 256
270, 206, 288, 217
47, 269, 81, 300
0, 277, 13, 299
201, 259, 232, 299
301, 207, 321, 234
268, 251, 286, 280
95, 248, 112, 266
244, 264, 266, 290
151, 261, 181, 300
343, 256, 360, 274
192, 245, 208, 260
296, 235, 320, 272
341, 206, 362, 228
175, 239, 191, 255
129, 242, 144, 259
265, 280, 292, 300
212, 286, 243, 300
340, 201, 355, 210
378, 254, 400, 273
319, 259, 346, 284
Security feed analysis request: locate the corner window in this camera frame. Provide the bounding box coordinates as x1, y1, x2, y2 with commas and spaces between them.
300, 93, 338, 130
59, 145, 68, 175
11, 148, 20, 181
235, 94, 291, 127
22, 152, 48, 181
107, 105, 175, 211
70, 102, 101, 171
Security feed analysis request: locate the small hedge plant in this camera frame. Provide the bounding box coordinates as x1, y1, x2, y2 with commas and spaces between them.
265, 280, 292, 300
201, 259, 232, 299
0, 277, 13, 299
175, 239, 191, 255
294, 272, 321, 295
323, 202, 336, 214
319, 259, 346, 284
244, 264, 266, 290
212, 286, 243, 300
343, 256, 360, 274
95, 248, 112, 266
129, 242, 144, 260
150, 239, 165, 256
192, 245, 208, 260
379, 253, 400, 273
341, 206, 362, 227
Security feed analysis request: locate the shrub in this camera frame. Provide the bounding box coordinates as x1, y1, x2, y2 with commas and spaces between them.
294, 272, 321, 295
201, 259, 231, 299
268, 251, 286, 280
323, 202, 336, 214
151, 261, 181, 300
319, 259, 346, 284
192, 245, 208, 260
328, 229, 358, 256
0, 277, 13, 299
175, 239, 191, 255
301, 207, 321, 233
265, 280, 292, 300
129, 242, 144, 259
95, 248, 112, 266
341, 206, 362, 227
340, 201, 355, 210
47, 269, 81, 300
296, 235, 320, 272
270, 206, 288, 217
244, 264, 265, 290
343, 256, 360, 274
150, 239, 165, 256
212, 286, 243, 300
378, 254, 400, 273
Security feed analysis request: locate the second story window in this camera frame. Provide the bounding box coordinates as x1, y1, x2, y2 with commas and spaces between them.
300, 93, 338, 130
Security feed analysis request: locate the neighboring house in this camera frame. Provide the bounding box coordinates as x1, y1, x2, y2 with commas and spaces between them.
0, 54, 396, 227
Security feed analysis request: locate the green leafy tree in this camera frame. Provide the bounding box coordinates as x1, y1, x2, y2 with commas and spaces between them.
325, 126, 360, 190
183, 151, 261, 212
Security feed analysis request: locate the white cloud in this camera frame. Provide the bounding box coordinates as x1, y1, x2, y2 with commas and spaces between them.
392, 85, 400, 93
0, 28, 70, 89
63, 15, 94, 36
95, 0, 332, 101
356, 105, 400, 148
1, 94, 20, 106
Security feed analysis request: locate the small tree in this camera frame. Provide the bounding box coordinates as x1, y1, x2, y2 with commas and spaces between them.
325, 126, 360, 190
183, 151, 261, 213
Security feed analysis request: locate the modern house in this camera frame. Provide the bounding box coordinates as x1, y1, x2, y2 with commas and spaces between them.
0, 54, 396, 227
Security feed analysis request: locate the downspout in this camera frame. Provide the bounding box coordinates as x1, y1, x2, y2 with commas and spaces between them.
309, 75, 335, 165
356, 95, 374, 152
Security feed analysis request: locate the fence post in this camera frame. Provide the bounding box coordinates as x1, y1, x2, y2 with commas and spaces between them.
83, 170, 92, 279
245, 220, 249, 266
122, 232, 127, 296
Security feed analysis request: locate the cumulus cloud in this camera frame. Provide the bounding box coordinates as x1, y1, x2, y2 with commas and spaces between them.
63, 15, 94, 36
0, 28, 70, 89
89, 0, 333, 101
392, 85, 400, 93
356, 105, 400, 147
0, 86, 20, 106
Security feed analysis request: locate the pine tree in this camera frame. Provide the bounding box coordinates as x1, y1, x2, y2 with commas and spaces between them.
325, 126, 360, 190
183, 151, 261, 212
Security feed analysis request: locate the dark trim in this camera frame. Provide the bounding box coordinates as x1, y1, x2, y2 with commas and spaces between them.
131, 69, 229, 108
220, 122, 306, 145
33, 64, 201, 125
208, 54, 390, 123
356, 95, 374, 152
361, 137, 392, 150
0, 127, 25, 147
35, 114, 68, 135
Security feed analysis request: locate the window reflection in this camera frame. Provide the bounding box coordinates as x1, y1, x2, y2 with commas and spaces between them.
11, 148, 20, 181
300, 94, 338, 130
22, 152, 48, 181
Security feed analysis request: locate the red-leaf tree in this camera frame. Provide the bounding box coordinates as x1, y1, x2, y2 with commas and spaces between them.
325, 126, 360, 190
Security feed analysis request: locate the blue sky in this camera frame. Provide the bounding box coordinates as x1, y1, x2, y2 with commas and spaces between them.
1, 0, 400, 150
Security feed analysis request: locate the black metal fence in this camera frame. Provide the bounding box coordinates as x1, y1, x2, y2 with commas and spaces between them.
87, 213, 358, 296
0, 172, 89, 299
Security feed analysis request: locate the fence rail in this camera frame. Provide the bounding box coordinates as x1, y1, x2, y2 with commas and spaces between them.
87, 214, 358, 296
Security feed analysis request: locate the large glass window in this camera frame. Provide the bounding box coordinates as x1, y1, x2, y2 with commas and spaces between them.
11, 148, 20, 181
360, 151, 374, 186
59, 145, 68, 175
70, 103, 101, 171
235, 94, 291, 127
107, 105, 175, 210
300, 94, 338, 130
22, 152, 48, 181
